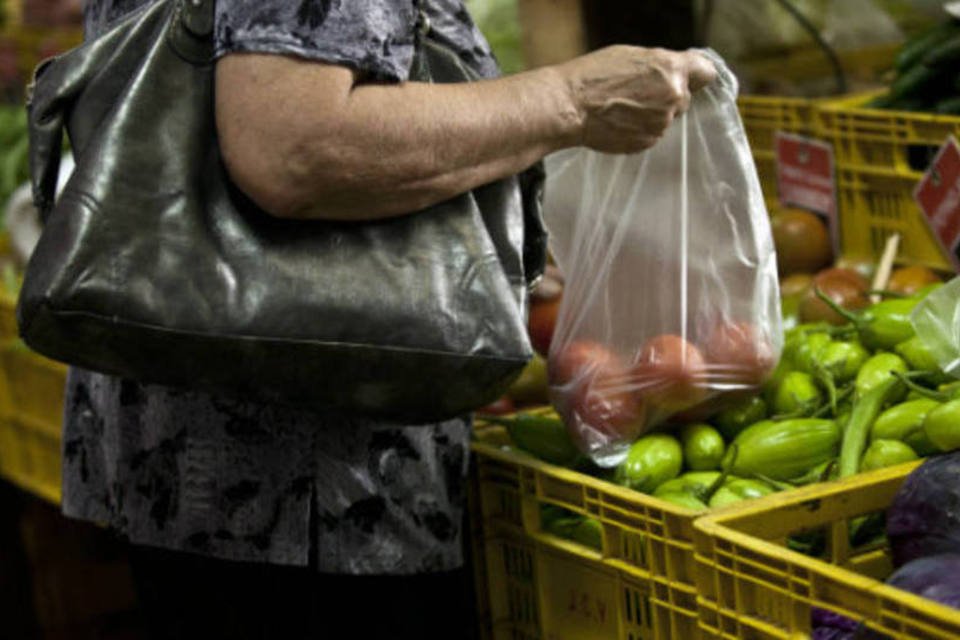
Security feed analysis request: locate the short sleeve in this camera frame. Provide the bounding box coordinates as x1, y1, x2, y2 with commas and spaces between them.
214, 1, 419, 82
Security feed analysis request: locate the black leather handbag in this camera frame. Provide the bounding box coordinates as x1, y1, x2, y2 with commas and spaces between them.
19, 0, 547, 421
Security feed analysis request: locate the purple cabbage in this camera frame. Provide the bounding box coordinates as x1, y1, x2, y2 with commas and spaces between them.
813, 629, 856, 640
813, 607, 859, 632
885, 553, 960, 609
813, 606, 858, 640
853, 554, 960, 640
887, 452, 960, 567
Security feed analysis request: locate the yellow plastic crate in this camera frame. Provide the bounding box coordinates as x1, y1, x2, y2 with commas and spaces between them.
473, 425, 708, 639
816, 93, 960, 271
0, 415, 61, 504
482, 524, 692, 640
693, 461, 960, 639
0, 342, 66, 504
835, 166, 951, 271
467, 446, 494, 640
817, 93, 960, 175
5, 342, 67, 433
738, 95, 817, 210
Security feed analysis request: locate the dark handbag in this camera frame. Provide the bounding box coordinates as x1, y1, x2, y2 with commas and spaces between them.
19, 0, 547, 421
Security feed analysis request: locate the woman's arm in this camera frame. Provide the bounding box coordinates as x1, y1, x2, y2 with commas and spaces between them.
215, 46, 715, 221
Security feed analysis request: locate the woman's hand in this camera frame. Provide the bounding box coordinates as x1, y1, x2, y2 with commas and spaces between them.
556, 46, 717, 153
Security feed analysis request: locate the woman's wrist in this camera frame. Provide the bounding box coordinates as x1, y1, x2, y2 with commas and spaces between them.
527, 64, 584, 152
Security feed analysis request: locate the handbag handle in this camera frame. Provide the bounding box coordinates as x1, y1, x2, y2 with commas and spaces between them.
28, 0, 213, 219
180, 0, 213, 38
27, 59, 62, 220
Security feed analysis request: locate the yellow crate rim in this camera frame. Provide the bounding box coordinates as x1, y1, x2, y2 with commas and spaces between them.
694, 460, 960, 636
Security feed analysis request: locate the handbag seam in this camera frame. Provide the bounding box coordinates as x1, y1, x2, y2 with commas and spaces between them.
37, 305, 529, 363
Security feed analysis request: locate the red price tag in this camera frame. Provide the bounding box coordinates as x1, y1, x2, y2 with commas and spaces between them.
775, 132, 839, 252
915, 135, 960, 271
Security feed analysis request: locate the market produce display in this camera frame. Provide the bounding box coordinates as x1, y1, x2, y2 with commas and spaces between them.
869, 16, 960, 113
483, 256, 958, 553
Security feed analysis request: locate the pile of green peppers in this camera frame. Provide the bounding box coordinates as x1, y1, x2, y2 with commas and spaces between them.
487, 283, 960, 548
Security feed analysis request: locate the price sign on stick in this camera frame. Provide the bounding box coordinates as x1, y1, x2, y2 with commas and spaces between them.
914, 135, 960, 272
775, 132, 839, 254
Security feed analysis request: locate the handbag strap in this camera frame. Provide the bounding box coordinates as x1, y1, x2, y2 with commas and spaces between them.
180, 0, 213, 38
169, 0, 214, 63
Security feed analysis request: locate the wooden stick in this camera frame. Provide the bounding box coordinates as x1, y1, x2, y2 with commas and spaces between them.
870, 233, 900, 303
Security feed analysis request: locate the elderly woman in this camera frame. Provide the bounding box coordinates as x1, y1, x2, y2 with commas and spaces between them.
66, 1, 715, 638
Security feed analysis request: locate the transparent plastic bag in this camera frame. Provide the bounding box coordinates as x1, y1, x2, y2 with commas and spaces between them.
542, 51, 782, 466
911, 277, 960, 379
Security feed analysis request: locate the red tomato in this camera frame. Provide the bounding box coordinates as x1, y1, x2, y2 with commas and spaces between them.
799, 268, 870, 325
887, 265, 941, 296
528, 296, 561, 357
771, 208, 833, 277
632, 334, 707, 413
528, 265, 564, 357
549, 340, 619, 386
819, 267, 869, 291
476, 395, 516, 416
559, 384, 647, 447
549, 340, 644, 442
703, 321, 776, 386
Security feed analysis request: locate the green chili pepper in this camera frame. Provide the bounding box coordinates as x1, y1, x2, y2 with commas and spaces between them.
724, 418, 839, 481
816, 290, 918, 351
613, 434, 683, 494
923, 398, 960, 452
654, 491, 708, 511
653, 471, 723, 498
819, 340, 869, 384
784, 323, 827, 341
788, 458, 836, 485
895, 336, 950, 383
571, 518, 603, 551
801, 340, 867, 414
772, 371, 823, 417
891, 371, 949, 403
785, 322, 852, 340
762, 359, 792, 407
540, 504, 570, 529
811, 384, 854, 418
779, 325, 828, 374
860, 439, 918, 472
855, 353, 909, 399
713, 396, 768, 441
871, 398, 940, 456
940, 380, 960, 392
679, 423, 725, 471
850, 513, 887, 548
749, 472, 796, 491
543, 514, 581, 538
839, 375, 905, 478
793, 333, 832, 374
485, 412, 581, 466
708, 478, 776, 509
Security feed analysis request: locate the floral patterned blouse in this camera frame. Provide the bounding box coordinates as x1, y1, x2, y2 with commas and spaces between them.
65, 0, 501, 574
